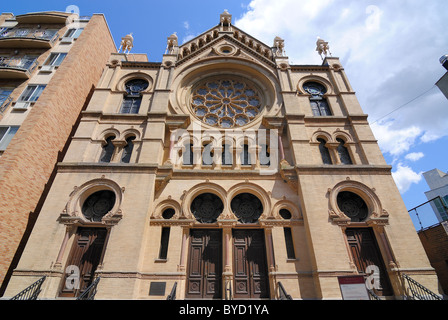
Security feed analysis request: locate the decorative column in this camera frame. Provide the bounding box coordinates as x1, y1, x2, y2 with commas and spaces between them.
177, 226, 189, 272
54, 226, 72, 269
264, 226, 277, 298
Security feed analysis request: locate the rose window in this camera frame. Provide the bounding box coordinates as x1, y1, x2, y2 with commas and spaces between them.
191, 78, 263, 128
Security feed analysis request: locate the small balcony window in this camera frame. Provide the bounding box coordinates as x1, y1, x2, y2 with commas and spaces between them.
0, 126, 19, 151
45, 53, 67, 67
18, 84, 46, 102
64, 28, 83, 39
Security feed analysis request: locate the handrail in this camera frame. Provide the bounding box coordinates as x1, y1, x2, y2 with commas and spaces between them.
277, 282, 292, 300
402, 274, 442, 300
367, 288, 381, 300
77, 277, 100, 300
10, 276, 46, 300
166, 282, 177, 300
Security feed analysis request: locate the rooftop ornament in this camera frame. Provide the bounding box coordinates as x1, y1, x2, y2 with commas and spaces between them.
119, 33, 134, 54
316, 37, 331, 60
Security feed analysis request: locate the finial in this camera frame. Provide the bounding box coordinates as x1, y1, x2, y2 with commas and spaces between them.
273, 36, 285, 56
316, 37, 331, 60
119, 33, 134, 54
220, 9, 232, 26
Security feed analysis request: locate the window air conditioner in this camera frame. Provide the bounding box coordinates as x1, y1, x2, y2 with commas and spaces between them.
13, 101, 30, 110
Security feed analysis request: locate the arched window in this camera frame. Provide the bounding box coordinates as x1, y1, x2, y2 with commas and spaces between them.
183, 143, 193, 165
121, 136, 135, 163
336, 138, 352, 164
241, 144, 251, 165
303, 82, 332, 116
120, 79, 149, 114
222, 144, 232, 166
82, 190, 116, 222
100, 136, 115, 163
259, 144, 270, 166
317, 138, 332, 164
337, 191, 368, 222
202, 142, 213, 165
231, 193, 263, 223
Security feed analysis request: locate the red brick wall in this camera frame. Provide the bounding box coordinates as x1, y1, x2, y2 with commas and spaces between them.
418, 223, 448, 294
0, 14, 116, 294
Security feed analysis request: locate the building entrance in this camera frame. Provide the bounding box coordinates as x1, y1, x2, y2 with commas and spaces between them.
233, 229, 270, 299
345, 228, 393, 296
186, 229, 222, 299
59, 227, 107, 297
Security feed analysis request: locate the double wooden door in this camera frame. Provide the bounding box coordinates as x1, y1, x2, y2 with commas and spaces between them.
186, 229, 270, 299
233, 229, 269, 299
345, 228, 393, 296
59, 227, 108, 297
186, 229, 222, 299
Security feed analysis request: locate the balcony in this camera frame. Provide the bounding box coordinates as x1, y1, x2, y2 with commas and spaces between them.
0, 57, 39, 79
0, 28, 59, 48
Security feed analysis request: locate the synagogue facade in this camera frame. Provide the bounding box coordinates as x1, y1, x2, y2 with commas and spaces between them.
4, 11, 440, 299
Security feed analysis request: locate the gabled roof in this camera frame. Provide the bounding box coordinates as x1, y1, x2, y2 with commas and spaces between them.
175, 12, 278, 67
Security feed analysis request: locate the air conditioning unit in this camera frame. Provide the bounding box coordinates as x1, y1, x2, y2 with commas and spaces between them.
40, 65, 54, 73
60, 37, 74, 44
13, 101, 30, 110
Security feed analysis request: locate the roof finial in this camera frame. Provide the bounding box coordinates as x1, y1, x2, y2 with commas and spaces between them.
119, 33, 134, 54
220, 9, 232, 30
316, 37, 331, 60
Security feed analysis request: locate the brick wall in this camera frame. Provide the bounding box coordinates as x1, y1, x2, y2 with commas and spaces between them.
0, 14, 116, 294
418, 222, 448, 293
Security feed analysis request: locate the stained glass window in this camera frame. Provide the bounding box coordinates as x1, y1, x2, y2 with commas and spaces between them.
191, 78, 263, 128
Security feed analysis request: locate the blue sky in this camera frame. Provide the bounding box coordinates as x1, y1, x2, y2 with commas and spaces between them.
3, 0, 448, 230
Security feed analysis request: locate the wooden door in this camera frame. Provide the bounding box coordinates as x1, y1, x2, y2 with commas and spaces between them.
233, 229, 269, 299
186, 229, 222, 299
345, 228, 393, 296
59, 227, 108, 297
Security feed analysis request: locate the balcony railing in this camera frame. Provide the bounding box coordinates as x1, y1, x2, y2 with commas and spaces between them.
0, 96, 12, 113
0, 28, 59, 47
0, 57, 39, 78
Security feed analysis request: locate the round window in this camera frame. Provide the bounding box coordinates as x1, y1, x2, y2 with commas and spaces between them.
190, 77, 263, 128
336, 191, 368, 222
82, 190, 116, 222
231, 193, 263, 223
190, 193, 224, 223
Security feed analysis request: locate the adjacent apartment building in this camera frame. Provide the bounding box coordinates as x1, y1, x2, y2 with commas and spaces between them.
0, 11, 116, 295
3, 11, 440, 299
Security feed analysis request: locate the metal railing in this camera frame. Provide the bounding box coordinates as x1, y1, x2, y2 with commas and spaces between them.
277, 282, 292, 300
10, 276, 46, 300
0, 57, 39, 75
76, 277, 100, 300
166, 282, 177, 300
0, 28, 59, 44
402, 274, 442, 300
367, 288, 381, 300
0, 96, 12, 114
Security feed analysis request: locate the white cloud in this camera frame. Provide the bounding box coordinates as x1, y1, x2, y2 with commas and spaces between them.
371, 122, 422, 157
234, 0, 448, 158
405, 152, 424, 162
392, 163, 423, 193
